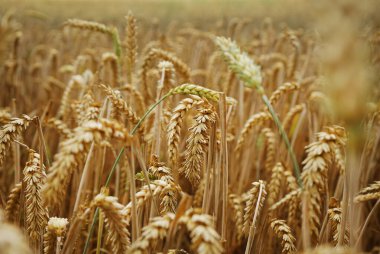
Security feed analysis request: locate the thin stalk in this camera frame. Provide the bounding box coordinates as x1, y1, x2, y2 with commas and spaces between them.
153, 68, 165, 156
245, 182, 264, 254
82, 148, 124, 254
73, 142, 95, 214
261, 94, 302, 187
131, 92, 172, 135
219, 94, 228, 245
355, 199, 380, 249
129, 145, 139, 240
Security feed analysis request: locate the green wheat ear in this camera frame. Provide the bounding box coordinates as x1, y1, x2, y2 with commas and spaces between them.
215, 36, 302, 187
215, 36, 264, 93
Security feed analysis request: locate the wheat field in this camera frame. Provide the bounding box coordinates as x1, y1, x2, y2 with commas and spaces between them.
0, 0, 379, 253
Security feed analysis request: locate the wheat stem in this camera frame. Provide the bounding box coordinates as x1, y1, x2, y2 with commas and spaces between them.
262, 94, 302, 187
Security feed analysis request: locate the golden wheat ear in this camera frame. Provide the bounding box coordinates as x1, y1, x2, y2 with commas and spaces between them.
44, 217, 69, 254
91, 192, 131, 253
270, 219, 297, 254
23, 149, 48, 241
354, 181, 380, 202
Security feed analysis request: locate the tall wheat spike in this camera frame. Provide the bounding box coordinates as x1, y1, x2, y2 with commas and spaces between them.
301, 126, 346, 241
180, 106, 216, 187
92, 192, 131, 253
23, 149, 48, 241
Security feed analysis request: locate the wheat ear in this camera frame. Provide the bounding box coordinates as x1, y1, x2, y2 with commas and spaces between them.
270, 219, 297, 254
354, 181, 380, 202
0, 115, 35, 166
5, 182, 22, 222
180, 106, 216, 187
261, 128, 276, 173
268, 82, 299, 107
44, 217, 69, 254
92, 192, 131, 253
99, 83, 140, 126
267, 162, 284, 206
167, 96, 204, 166
46, 118, 73, 138
179, 208, 224, 254
301, 126, 346, 241
64, 19, 121, 57
24, 149, 48, 241
235, 112, 271, 153
229, 193, 245, 241
125, 11, 137, 83
127, 213, 175, 253
0, 211, 33, 254
328, 207, 349, 245
243, 180, 267, 236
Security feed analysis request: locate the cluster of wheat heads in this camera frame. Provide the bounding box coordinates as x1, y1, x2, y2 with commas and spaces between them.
0, 7, 380, 254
